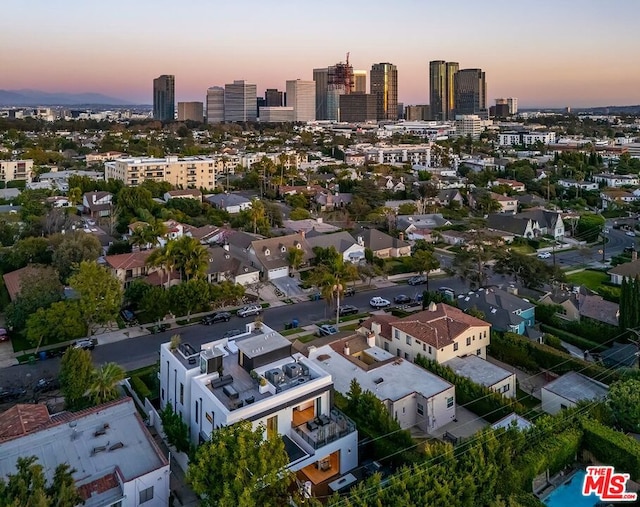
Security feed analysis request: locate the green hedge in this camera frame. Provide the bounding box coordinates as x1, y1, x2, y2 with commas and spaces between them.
507, 428, 582, 493
582, 419, 640, 481
539, 324, 606, 353
415, 355, 528, 424
535, 303, 619, 346
130, 376, 152, 400
489, 332, 620, 383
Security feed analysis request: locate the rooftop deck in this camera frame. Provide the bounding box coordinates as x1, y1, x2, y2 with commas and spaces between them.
293, 408, 356, 450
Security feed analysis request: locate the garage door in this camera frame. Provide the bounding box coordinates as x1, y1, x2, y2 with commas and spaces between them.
268, 266, 289, 280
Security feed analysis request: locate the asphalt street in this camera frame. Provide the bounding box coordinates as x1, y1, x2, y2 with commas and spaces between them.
1, 220, 632, 393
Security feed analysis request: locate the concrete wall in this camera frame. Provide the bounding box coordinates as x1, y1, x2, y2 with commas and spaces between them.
541, 389, 574, 415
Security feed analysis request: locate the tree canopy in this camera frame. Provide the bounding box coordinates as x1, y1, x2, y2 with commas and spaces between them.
59, 347, 94, 410
187, 420, 294, 507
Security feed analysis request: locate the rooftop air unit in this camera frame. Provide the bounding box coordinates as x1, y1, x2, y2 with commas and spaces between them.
265, 368, 284, 385
283, 363, 302, 379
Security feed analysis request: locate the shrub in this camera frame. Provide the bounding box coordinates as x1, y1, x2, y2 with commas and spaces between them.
539, 324, 605, 352
130, 376, 151, 400
542, 333, 567, 352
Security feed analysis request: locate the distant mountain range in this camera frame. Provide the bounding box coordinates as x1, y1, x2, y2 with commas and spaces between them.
0, 89, 133, 106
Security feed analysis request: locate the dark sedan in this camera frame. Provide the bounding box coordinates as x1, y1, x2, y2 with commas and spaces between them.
338, 305, 359, 317
202, 312, 232, 325
394, 294, 412, 304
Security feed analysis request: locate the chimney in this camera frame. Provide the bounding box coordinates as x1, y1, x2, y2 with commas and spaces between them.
357, 236, 364, 246
367, 331, 375, 348
633, 249, 638, 262
223, 243, 230, 252
399, 232, 404, 241
343, 342, 350, 356
428, 301, 437, 312
300, 230, 305, 238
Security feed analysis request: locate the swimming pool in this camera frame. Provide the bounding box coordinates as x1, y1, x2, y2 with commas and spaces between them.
544, 470, 600, 507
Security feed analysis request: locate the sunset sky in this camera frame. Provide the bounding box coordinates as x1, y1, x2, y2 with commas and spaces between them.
3, 0, 639, 108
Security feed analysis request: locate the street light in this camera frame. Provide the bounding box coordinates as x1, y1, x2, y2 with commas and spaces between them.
333, 283, 342, 327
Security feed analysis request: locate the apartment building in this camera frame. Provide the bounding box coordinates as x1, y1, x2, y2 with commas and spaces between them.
347, 143, 432, 167
159, 322, 358, 487
363, 302, 491, 363
498, 132, 556, 146
0, 159, 34, 183
105, 156, 216, 188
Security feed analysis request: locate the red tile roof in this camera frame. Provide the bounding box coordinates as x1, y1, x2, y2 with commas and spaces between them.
0, 404, 51, 439
2, 265, 48, 302
77, 472, 120, 501
104, 251, 152, 270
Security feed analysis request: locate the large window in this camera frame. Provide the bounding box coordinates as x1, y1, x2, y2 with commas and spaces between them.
417, 403, 424, 416
267, 415, 278, 440
453, 342, 459, 351
139, 486, 154, 504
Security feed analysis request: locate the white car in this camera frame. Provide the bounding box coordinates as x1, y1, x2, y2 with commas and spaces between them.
537, 252, 551, 259
370, 297, 391, 309
626, 231, 636, 237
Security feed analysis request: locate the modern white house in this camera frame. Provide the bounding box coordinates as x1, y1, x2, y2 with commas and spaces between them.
159, 322, 358, 490
541, 371, 609, 415
307, 333, 456, 433
206, 193, 253, 214
306, 231, 366, 264
443, 355, 517, 399
0, 398, 170, 507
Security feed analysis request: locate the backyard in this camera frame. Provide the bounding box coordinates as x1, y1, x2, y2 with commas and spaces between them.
566, 269, 609, 291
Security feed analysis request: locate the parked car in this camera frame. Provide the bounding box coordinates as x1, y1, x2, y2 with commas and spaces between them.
0, 386, 26, 402
407, 275, 427, 286
626, 231, 636, 237
149, 323, 170, 334
222, 329, 244, 339
338, 305, 359, 317
0, 328, 8, 342
624, 246, 636, 254
317, 324, 338, 336
537, 251, 551, 259
394, 294, 411, 304
344, 286, 355, 297
370, 297, 391, 308
202, 312, 232, 325
120, 309, 138, 325
34, 377, 59, 393
73, 339, 96, 351
236, 305, 262, 318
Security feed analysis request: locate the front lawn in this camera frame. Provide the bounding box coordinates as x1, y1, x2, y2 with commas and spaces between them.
566, 269, 609, 291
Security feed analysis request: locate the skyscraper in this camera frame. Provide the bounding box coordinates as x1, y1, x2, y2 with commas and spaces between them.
206, 87, 224, 124
177, 102, 203, 122
224, 80, 257, 122
370, 62, 398, 121
286, 80, 316, 122
454, 69, 487, 118
429, 61, 458, 121
153, 75, 175, 121
313, 68, 329, 120
265, 89, 283, 107
353, 70, 367, 93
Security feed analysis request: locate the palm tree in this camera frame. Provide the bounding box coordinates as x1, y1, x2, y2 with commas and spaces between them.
89, 363, 125, 405
147, 247, 173, 288
166, 236, 209, 281
309, 257, 359, 325
247, 199, 266, 234
287, 247, 304, 276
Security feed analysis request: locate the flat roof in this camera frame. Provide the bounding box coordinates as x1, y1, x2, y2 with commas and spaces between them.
443, 355, 513, 387
235, 329, 291, 358
0, 398, 166, 485
542, 371, 609, 404
309, 344, 453, 402
491, 413, 532, 431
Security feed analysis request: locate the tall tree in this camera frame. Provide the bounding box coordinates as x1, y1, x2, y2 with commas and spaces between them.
608, 379, 640, 433
25, 301, 86, 347
0, 456, 82, 507
164, 236, 209, 281
287, 246, 304, 274
309, 255, 358, 324
89, 362, 125, 405
187, 420, 294, 507
451, 232, 498, 288
68, 261, 123, 336
49, 231, 102, 281
59, 347, 94, 410
411, 249, 440, 291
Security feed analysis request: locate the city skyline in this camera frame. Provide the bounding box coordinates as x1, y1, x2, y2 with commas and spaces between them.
3, 0, 639, 108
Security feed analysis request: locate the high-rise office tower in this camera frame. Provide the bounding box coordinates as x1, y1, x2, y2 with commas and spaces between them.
206, 87, 225, 124
313, 68, 329, 120
153, 75, 175, 121
429, 61, 458, 121
454, 69, 487, 118
507, 97, 518, 115
339, 93, 377, 123
326, 61, 353, 121
286, 80, 316, 122
370, 62, 398, 121
177, 102, 204, 122
353, 70, 367, 93
265, 89, 283, 107
224, 80, 257, 122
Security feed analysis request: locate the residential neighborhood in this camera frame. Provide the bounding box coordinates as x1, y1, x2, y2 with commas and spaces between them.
1, 86, 640, 507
